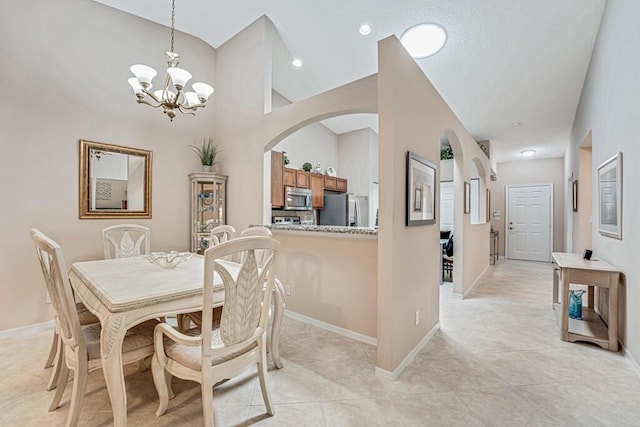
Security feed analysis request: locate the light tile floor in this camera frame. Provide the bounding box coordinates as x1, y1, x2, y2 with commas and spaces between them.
1, 259, 639, 426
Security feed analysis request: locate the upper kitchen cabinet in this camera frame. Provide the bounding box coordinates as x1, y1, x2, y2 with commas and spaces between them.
283, 167, 296, 187
324, 176, 348, 192
336, 178, 348, 192
295, 170, 310, 189
271, 151, 284, 208
310, 174, 324, 208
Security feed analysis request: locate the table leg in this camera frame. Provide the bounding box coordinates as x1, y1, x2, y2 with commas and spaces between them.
588, 286, 594, 309
560, 268, 569, 341
608, 273, 619, 352
100, 314, 128, 427
552, 265, 559, 306
271, 278, 286, 369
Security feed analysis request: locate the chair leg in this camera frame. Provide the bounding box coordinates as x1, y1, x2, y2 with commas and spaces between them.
44, 330, 59, 368
151, 355, 169, 417
166, 371, 175, 400
257, 339, 274, 416
201, 379, 214, 427
49, 360, 69, 412
46, 338, 63, 391
66, 359, 88, 427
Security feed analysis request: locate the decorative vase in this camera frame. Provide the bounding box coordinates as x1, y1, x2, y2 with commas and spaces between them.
569, 289, 586, 320
202, 165, 212, 172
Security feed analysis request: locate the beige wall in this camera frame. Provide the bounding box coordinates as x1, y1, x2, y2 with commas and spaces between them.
272, 231, 378, 338
0, 0, 217, 331
489, 158, 565, 256
566, 0, 639, 360
376, 37, 491, 372
573, 146, 593, 253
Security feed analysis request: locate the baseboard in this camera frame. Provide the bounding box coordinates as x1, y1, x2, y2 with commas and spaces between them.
623, 345, 640, 376
0, 319, 54, 336
374, 321, 440, 381
284, 309, 377, 346
462, 265, 490, 299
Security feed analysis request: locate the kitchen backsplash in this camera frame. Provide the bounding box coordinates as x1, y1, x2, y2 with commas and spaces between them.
271, 209, 317, 225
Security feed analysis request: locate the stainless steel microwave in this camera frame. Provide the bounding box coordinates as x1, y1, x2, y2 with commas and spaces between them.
284, 187, 312, 211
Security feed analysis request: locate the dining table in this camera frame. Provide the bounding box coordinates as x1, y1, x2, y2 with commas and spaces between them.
68, 254, 285, 427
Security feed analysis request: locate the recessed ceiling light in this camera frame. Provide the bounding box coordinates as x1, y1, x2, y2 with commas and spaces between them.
400, 23, 447, 58
512, 122, 522, 127
291, 58, 302, 68
521, 149, 536, 157
359, 24, 371, 35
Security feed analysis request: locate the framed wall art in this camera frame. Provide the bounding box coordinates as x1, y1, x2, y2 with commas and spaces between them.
597, 152, 622, 239
464, 181, 471, 214
406, 151, 436, 226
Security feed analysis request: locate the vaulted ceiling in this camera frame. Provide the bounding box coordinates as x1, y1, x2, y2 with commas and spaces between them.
95, 0, 605, 162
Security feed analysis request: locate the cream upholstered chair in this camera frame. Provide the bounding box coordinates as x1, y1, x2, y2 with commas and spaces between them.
102, 224, 151, 259
31, 229, 159, 427
177, 225, 237, 331
152, 236, 280, 426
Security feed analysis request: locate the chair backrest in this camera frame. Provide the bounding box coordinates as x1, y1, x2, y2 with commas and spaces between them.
202, 236, 279, 355
240, 226, 272, 238
209, 225, 236, 246
239, 227, 273, 267
102, 224, 151, 259
31, 229, 84, 353
445, 235, 454, 257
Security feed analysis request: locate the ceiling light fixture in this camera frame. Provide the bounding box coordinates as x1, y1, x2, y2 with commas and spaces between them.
359, 24, 372, 35
128, 0, 214, 121
400, 23, 447, 58
521, 149, 536, 157
512, 122, 522, 127
292, 58, 303, 68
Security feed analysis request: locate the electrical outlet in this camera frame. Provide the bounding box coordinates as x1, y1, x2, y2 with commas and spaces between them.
285, 285, 291, 296
415, 310, 420, 325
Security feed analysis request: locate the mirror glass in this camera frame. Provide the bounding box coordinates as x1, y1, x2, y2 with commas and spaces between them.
79, 140, 152, 219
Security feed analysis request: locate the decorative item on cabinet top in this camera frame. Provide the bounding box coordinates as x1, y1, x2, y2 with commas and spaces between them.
189, 137, 221, 173
326, 166, 337, 177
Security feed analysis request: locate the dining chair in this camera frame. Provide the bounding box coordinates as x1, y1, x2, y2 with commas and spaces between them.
239, 226, 272, 238
152, 236, 280, 426
102, 224, 151, 259
177, 225, 237, 331
443, 235, 454, 279
209, 224, 236, 246
31, 229, 159, 427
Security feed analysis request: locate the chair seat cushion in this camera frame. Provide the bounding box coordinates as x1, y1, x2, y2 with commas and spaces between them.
164, 327, 257, 371
83, 319, 159, 361
76, 302, 99, 326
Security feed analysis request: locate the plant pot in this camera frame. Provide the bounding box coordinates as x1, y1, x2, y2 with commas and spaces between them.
202, 165, 212, 172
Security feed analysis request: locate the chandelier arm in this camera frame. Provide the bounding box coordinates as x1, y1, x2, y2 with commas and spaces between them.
136, 99, 165, 109
143, 90, 163, 104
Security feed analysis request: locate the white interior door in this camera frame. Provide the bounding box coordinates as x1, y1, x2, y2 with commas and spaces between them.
440, 181, 454, 231
507, 185, 552, 262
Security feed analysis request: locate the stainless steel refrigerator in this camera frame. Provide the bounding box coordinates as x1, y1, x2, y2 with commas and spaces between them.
319, 193, 369, 227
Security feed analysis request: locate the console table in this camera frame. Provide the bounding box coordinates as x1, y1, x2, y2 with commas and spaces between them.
551, 252, 621, 351
490, 230, 499, 265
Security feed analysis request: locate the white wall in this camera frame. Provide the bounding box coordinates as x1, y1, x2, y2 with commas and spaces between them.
440, 158, 454, 181
272, 91, 338, 170
0, 0, 216, 330
566, 0, 640, 362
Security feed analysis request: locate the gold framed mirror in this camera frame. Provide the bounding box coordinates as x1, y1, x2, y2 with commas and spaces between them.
79, 139, 152, 219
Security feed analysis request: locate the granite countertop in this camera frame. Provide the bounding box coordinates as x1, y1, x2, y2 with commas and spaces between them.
254, 224, 378, 236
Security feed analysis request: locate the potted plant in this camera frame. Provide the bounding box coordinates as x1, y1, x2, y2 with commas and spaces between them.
302, 162, 312, 172
189, 137, 220, 172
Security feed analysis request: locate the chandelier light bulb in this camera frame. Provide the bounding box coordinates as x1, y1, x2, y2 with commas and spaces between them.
167, 67, 192, 89
192, 82, 214, 102
130, 64, 157, 87
127, 78, 144, 96
185, 92, 199, 107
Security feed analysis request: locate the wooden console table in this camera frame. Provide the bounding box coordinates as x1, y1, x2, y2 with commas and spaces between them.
551, 252, 621, 351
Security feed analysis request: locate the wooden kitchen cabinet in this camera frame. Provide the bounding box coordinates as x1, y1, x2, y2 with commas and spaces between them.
324, 176, 337, 190
336, 178, 348, 192
310, 173, 324, 208
271, 151, 284, 208
283, 167, 296, 187
295, 170, 310, 188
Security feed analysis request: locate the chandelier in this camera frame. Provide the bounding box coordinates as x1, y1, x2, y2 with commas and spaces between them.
127, 0, 214, 121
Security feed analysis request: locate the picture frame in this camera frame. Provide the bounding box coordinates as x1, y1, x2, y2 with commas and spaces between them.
464, 181, 471, 214
406, 151, 436, 226
486, 188, 491, 221
572, 179, 578, 212
597, 152, 622, 239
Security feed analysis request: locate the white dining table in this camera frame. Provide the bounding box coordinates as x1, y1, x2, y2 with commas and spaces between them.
68, 255, 285, 427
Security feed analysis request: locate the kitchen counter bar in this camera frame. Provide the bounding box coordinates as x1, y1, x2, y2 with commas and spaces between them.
255, 224, 378, 236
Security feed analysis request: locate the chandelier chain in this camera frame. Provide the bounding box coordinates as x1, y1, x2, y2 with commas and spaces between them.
170, 0, 176, 53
